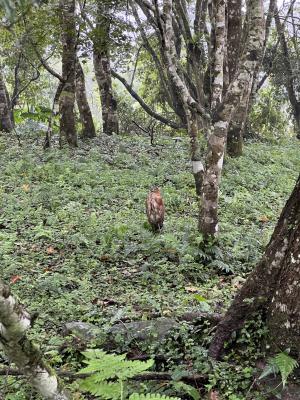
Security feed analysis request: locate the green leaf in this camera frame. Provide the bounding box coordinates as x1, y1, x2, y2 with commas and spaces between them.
193, 294, 207, 302
172, 381, 200, 400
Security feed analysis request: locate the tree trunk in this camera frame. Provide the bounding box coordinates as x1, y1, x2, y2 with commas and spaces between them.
226, 0, 245, 157
209, 175, 300, 359
75, 59, 96, 139
199, 0, 265, 237
0, 280, 70, 399
186, 107, 204, 196
59, 0, 77, 147
93, 49, 119, 135
294, 103, 300, 139
93, 10, 119, 136
0, 70, 13, 132
226, 78, 252, 157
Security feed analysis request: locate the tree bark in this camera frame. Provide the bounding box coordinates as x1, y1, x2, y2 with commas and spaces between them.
209, 175, 300, 359
226, 0, 245, 157
59, 0, 77, 147
0, 280, 70, 399
93, 8, 119, 136
199, 0, 265, 236
75, 59, 96, 139
0, 70, 13, 132
226, 78, 252, 157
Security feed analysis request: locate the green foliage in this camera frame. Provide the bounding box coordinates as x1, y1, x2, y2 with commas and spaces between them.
172, 382, 200, 400
259, 351, 299, 388
129, 395, 180, 400
0, 0, 40, 19
0, 133, 299, 399
248, 86, 291, 140
78, 349, 181, 400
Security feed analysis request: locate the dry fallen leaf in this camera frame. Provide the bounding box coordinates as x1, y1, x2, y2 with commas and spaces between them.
46, 246, 56, 255
258, 215, 269, 223
185, 285, 200, 293
208, 390, 219, 400
10, 275, 22, 284
22, 184, 30, 192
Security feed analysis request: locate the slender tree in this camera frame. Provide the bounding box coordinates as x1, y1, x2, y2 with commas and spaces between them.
59, 0, 77, 147
75, 58, 96, 139
209, 174, 300, 359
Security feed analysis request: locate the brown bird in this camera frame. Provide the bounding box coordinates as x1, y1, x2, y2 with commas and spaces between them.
146, 187, 165, 231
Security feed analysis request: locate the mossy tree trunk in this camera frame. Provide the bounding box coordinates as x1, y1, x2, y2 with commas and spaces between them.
209, 175, 300, 359
75, 59, 96, 139
0, 70, 13, 132
59, 0, 77, 147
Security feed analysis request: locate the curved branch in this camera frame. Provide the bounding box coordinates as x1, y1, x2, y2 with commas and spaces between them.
112, 70, 182, 129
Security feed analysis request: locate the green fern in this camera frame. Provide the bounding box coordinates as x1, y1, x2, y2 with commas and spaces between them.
274, 352, 299, 387
259, 351, 299, 387
129, 394, 180, 400
78, 349, 154, 399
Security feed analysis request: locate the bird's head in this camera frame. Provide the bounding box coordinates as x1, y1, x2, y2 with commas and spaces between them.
150, 185, 160, 193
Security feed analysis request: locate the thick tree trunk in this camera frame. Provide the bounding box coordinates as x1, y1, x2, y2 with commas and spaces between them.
75, 59, 96, 139
93, 48, 119, 135
93, 9, 119, 136
0, 70, 13, 132
59, 0, 77, 147
209, 175, 300, 359
0, 280, 70, 399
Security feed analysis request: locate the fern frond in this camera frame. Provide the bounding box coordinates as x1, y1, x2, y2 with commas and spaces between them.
80, 379, 121, 399
274, 352, 298, 387
79, 350, 154, 380
129, 394, 180, 400
172, 381, 200, 400
78, 349, 155, 399
259, 351, 299, 388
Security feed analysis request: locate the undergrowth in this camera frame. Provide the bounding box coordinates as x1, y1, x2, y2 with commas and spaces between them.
0, 132, 299, 399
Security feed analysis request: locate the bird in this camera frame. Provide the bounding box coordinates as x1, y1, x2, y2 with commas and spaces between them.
146, 186, 165, 231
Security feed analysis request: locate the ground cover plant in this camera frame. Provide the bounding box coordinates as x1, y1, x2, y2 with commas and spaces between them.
0, 130, 299, 399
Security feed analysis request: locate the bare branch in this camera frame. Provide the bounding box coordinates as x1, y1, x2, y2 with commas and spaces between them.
112, 70, 182, 129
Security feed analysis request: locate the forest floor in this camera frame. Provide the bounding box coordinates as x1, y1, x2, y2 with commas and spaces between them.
0, 131, 299, 399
